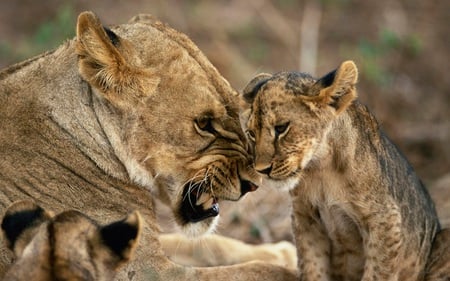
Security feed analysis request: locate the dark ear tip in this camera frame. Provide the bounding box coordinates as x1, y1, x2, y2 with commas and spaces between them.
103, 27, 120, 46
1, 200, 50, 249
100, 211, 142, 260
317, 69, 337, 88
317, 60, 358, 88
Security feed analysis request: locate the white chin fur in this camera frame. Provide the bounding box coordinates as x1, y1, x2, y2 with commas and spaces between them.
124, 158, 155, 190
180, 215, 220, 238
263, 177, 299, 191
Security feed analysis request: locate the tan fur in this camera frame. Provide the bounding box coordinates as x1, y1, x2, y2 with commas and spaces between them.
0, 11, 297, 281
242, 61, 446, 281
1, 200, 141, 281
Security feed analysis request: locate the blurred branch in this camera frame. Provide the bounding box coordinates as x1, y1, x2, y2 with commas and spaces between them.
299, 1, 322, 75
209, 38, 257, 88
247, 0, 298, 58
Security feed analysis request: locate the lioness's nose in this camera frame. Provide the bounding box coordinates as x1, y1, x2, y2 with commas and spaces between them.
240, 180, 258, 196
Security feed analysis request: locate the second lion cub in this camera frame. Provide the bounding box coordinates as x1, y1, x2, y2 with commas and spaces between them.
241, 61, 441, 281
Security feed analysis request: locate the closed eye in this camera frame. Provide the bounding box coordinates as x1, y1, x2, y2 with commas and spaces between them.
274, 122, 289, 137
195, 117, 215, 134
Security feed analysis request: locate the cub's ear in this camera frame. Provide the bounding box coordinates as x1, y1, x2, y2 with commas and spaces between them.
242, 73, 272, 104
76, 11, 159, 109
100, 210, 142, 267
1, 200, 52, 256
313, 60, 358, 114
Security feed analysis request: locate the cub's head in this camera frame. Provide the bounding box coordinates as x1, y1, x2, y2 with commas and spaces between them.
241, 61, 358, 190
75, 12, 258, 237
1, 200, 141, 281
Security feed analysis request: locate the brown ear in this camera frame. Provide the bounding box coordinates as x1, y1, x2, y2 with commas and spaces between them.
314, 60, 358, 114
1, 200, 52, 256
242, 73, 272, 104
76, 11, 159, 108
100, 210, 142, 267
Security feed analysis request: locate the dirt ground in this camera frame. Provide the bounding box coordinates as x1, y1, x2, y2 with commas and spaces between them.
0, 0, 448, 244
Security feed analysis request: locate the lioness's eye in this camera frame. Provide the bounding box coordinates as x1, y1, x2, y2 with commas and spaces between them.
274, 122, 289, 137
195, 117, 215, 134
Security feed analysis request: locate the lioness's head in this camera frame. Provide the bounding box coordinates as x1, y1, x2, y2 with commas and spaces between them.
1, 200, 141, 281
75, 12, 257, 236
241, 61, 358, 190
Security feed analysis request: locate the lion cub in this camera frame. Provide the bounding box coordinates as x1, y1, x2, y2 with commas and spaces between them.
241, 61, 442, 281
1, 200, 141, 281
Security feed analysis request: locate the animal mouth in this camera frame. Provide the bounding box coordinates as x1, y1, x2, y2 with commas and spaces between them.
179, 182, 219, 223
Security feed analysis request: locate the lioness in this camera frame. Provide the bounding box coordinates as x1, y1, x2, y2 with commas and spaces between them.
1, 200, 141, 281
0, 11, 297, 281
241, 61, 448, 280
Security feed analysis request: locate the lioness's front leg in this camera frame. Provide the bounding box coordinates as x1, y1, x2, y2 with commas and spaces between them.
159, 233, 297, 268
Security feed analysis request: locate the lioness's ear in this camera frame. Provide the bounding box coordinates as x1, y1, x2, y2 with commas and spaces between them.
76, 11, 159, 108
100, 210, 142, 267
314, 60, 358, 114
1, 200, 52, 256
242, 73, 272, 104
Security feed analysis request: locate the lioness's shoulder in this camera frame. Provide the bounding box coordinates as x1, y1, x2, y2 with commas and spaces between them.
1, 200, 141, 281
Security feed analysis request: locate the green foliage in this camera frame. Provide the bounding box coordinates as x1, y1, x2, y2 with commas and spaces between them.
0, 4, 75, 66
32, 4, 75, 51
348, 28, 423, 86
404, 34, 423, 56
230, 23, 269, 64
379, 29, 401, 49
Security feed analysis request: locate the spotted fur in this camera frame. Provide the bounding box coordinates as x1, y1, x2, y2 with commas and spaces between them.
242, 61, 447, 281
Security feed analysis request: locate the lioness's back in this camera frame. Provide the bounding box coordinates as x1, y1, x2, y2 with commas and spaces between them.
0, 11, 299, 281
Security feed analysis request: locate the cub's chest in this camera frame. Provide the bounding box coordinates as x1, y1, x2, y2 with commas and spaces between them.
318, 205, 365, 279
318, 204, 362, 249
300, 170, 365, 262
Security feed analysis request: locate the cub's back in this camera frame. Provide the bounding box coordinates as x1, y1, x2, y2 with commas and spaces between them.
1, 200, 141, 281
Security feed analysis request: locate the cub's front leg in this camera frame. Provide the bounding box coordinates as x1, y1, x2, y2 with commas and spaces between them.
354, 196, 404, 281
291, 198, 331, 281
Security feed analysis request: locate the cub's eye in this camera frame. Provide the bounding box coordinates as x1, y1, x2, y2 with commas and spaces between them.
274, 122, 289, 137
246, 129, 256, 142
195, 117, 215, 134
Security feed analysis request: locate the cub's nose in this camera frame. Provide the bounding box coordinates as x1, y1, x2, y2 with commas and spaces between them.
256, 165, 272, 176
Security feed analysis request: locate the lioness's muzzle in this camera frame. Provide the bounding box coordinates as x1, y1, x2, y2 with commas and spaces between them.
180, 183, 220, 223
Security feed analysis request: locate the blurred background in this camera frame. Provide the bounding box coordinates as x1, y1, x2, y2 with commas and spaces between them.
1, 0, 448, 243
